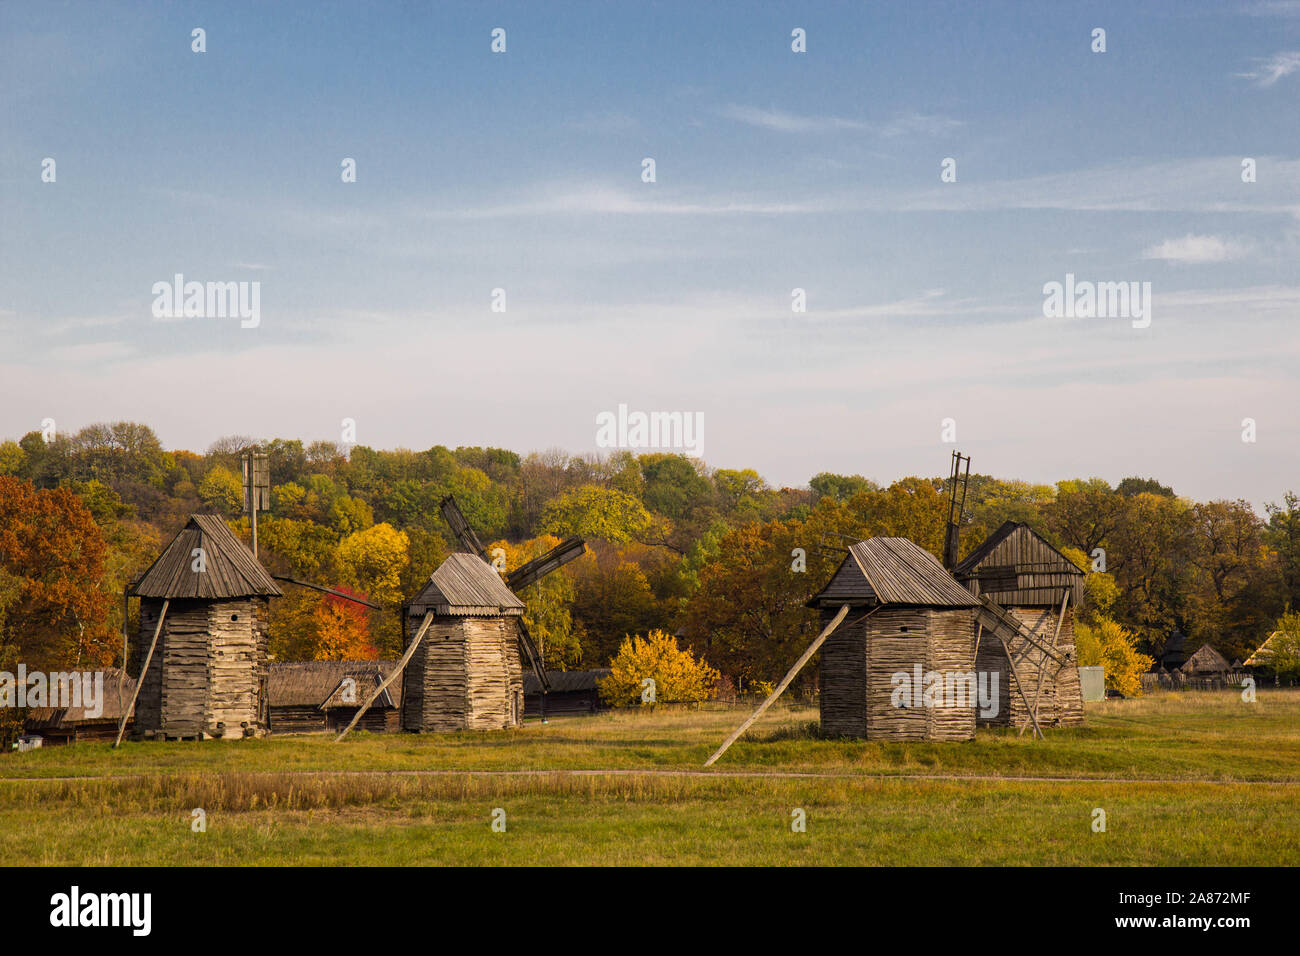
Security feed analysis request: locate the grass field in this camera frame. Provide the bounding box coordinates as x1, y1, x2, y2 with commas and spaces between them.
2, 690, 1298, 865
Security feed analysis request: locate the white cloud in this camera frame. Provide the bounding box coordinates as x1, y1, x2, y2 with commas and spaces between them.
717, 104, 866, 133
1142, 234, 1253, 263
716, 104, 962, 138
1235, 50, 1300, 86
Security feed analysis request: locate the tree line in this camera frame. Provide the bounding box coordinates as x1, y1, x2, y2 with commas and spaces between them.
1, 422, 1296, 692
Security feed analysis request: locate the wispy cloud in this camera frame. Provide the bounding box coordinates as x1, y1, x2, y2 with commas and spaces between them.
878, 112, 965, 138
717, 104, 962, 138
1142, 234, 1253, 263
717, 104, 867, 133
1235, 50, 1300, 86
1243, 1, 1300, 17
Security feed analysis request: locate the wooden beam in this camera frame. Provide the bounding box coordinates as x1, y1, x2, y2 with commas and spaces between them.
505, 537, 585, 591
273, 575, 381, 609
1018, 590, 1070, 737
996, 630, 1043, 739
115, 598, 168, 748
335, 612, 434, 741
704, 604, 855, 767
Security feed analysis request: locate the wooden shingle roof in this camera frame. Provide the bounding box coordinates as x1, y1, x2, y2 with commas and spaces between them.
132, 514, 282, 599
408, 552, 526, 616
810, 537, 978, 608
523, 668, 611, 695
269, 660, 401, 708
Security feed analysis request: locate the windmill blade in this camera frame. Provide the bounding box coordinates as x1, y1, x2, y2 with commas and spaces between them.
439, 495, 488, 561
516, 618, 551, 692
505, 537, 586, 591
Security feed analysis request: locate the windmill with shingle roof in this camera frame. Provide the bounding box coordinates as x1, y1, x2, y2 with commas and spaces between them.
336, 496, 585, 737
118, 513, 282, 743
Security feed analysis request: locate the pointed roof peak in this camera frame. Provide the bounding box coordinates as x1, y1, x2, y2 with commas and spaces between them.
132, 513, 282, 599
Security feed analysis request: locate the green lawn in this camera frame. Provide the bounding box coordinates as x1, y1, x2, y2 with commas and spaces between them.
2, 690, 1298, 865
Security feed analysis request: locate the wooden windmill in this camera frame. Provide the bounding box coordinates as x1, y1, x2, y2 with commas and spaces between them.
704, 453, 1084, 764
336, 496, 585, 738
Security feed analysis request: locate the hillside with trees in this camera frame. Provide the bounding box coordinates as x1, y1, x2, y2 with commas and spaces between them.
1, 422, 1296, 690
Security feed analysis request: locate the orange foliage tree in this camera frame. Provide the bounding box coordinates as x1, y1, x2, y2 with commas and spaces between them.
308, 586, 377, 661
0, 476, 111, 668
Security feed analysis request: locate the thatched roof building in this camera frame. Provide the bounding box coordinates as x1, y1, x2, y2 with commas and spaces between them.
808, 538, 979, 741
401, 552, 533, 732
130, 514, 282, 740
23, 668, 137, 745
1180, 643, 1231, 675
955, 522, 1085, 728
1244, 632, 1287, 669
268, 660, 402, 734
1156, 629, 1189, 670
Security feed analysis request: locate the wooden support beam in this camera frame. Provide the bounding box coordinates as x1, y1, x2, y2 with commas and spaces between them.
704, 604, 856, 767
996, 630, 1043, 739
335, 612, 434, 742
1018, 590, 1070, 737
115, 599, 168, 748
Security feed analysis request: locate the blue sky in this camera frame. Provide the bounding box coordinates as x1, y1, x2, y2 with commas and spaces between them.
2, 1, 1298, 506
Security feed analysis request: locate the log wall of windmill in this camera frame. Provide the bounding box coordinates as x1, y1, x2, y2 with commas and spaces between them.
976, 606, 1083, 729
819, 609, 869, 737
403, 616, 524, 731
925, 608, 979, 740
133, 597, 269, 739
821, 607, 976, 741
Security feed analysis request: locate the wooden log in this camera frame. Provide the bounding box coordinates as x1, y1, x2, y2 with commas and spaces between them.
705, 604, 853, 767
336, 611, 434, 741
115, 598, 168, 748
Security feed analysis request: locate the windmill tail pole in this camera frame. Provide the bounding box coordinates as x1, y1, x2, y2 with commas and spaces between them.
115, 598, 169, 748
704, 603, 852, 768
335, 611, 434, 742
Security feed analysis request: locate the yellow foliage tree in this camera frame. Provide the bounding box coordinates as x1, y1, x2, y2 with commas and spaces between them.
598, 629, 719, 707
335, 522, 409, 606
1075, 617, 1154, 697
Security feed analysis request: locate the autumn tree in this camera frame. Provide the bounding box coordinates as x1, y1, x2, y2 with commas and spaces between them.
0, 476, 112, 668
541, 485, 656, 544
309, 587, 377, 661
598, 630, 719, 707
336, 523, 410, 607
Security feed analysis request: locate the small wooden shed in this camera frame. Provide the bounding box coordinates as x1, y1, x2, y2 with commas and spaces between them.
808, 537, 980, 741
23, 668, 136, 745
401, 552, 531, 732
954, 521, 1085, 728
130, 514, 282, 740
523, 668, 611, 718
268, 660, 402, 734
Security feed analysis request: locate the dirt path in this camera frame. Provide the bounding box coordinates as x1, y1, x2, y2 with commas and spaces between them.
1, 768, 1297, 785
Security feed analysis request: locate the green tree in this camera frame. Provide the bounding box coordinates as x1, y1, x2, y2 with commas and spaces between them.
541, 485, 655, 544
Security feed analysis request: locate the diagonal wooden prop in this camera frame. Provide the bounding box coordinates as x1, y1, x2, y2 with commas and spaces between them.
335, 611, 434, 742
115, 598, 168, 748
705, 604, 859, 767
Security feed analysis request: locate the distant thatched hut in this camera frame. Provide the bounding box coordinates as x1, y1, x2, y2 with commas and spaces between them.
268, 660, 403, 734
955, 522, 1085, 728
401, 553, 532, 732
130, 514, 282, 740
808, 538, 980, 741
1180, 643, 1231, 676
